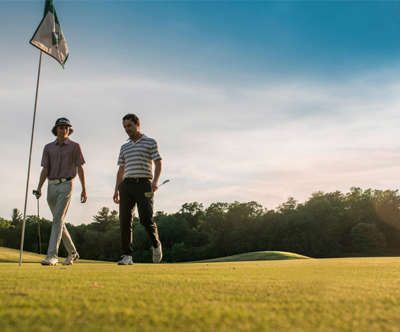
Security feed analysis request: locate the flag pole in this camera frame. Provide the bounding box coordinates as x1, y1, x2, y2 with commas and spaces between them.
19, 51, 43, 266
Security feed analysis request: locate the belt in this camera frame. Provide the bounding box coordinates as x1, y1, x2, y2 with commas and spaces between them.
124, 177, 150, 183
48, 178, 72, 185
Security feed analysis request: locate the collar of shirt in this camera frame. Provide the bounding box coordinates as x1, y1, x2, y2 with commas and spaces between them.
128, 134, 146, 144
55, 138, 71, 146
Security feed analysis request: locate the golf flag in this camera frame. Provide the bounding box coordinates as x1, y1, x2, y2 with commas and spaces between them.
30, 0, 68, 67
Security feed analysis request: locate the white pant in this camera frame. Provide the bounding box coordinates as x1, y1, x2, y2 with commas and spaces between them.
46, 181, 76, 258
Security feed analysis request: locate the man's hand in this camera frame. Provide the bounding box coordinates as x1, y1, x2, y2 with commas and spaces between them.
36, 167, 48, 200
113, 191, 120, 204
81, 190, 87, 203
152, 159, 162, 193
77, 165, 87, 203
33, 189, 41, 199
114, 166, 124, 204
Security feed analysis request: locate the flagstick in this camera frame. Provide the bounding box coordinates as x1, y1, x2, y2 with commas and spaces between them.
19, 51, 43, 266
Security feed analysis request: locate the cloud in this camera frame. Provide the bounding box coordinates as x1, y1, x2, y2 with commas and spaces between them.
1, 67, 400, 223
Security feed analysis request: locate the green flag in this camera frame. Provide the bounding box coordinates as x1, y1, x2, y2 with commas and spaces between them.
30, 0, 68, 67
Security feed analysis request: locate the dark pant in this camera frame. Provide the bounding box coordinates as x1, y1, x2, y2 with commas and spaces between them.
118, 178, 160, 255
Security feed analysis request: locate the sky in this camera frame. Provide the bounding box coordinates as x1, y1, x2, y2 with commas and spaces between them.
1, 0, 400, 225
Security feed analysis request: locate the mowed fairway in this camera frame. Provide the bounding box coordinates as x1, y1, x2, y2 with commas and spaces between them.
1, 249, 400, 331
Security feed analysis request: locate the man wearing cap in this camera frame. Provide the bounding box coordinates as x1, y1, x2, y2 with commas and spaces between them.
34, 117, 87, 266
113, 113, 162, 265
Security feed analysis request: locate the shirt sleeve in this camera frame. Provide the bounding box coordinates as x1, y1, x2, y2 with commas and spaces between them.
74, 143, 85, 166
117, 146, 125, 166
151, 140, 162, 161
41, 146, 49, 168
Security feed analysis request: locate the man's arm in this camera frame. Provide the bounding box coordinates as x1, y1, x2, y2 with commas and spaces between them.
34, 167, 48, 199
113, 165, 125, 204
77, 165, 87, 203
152, 159, 162, 192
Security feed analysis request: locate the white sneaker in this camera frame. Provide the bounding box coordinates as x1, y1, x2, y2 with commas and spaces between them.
117, 255, 133, 265
41, 256, 58, 266
152, 244, 162, 263
62, 252, 80, 265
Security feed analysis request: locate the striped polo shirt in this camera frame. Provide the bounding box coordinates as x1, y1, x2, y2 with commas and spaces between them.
117, 134, 161, 179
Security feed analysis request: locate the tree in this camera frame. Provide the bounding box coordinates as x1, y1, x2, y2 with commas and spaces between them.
278, 197, 298, 213
0, 218, 12, 247
11, 208, 22, 225
179, 202, 204, 229
91, 207, 119, 232
350, 222, 386, 255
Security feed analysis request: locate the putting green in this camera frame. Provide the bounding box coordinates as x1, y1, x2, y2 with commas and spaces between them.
1, 250, 400, 331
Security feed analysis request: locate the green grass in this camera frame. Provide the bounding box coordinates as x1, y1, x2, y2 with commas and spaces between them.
0, 246, 45, 263
1, 248, 400, 331
198, 250, 310, 262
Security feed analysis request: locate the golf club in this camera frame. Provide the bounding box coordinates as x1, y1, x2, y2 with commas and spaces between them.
32, 190, 42, 254
159, 179, 170, 187
145, 179, 170, 197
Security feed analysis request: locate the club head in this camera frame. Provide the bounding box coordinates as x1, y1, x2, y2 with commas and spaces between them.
160, 179, 170, 186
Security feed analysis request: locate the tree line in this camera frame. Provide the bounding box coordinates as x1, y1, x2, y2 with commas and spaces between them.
1, 187, 400, 262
